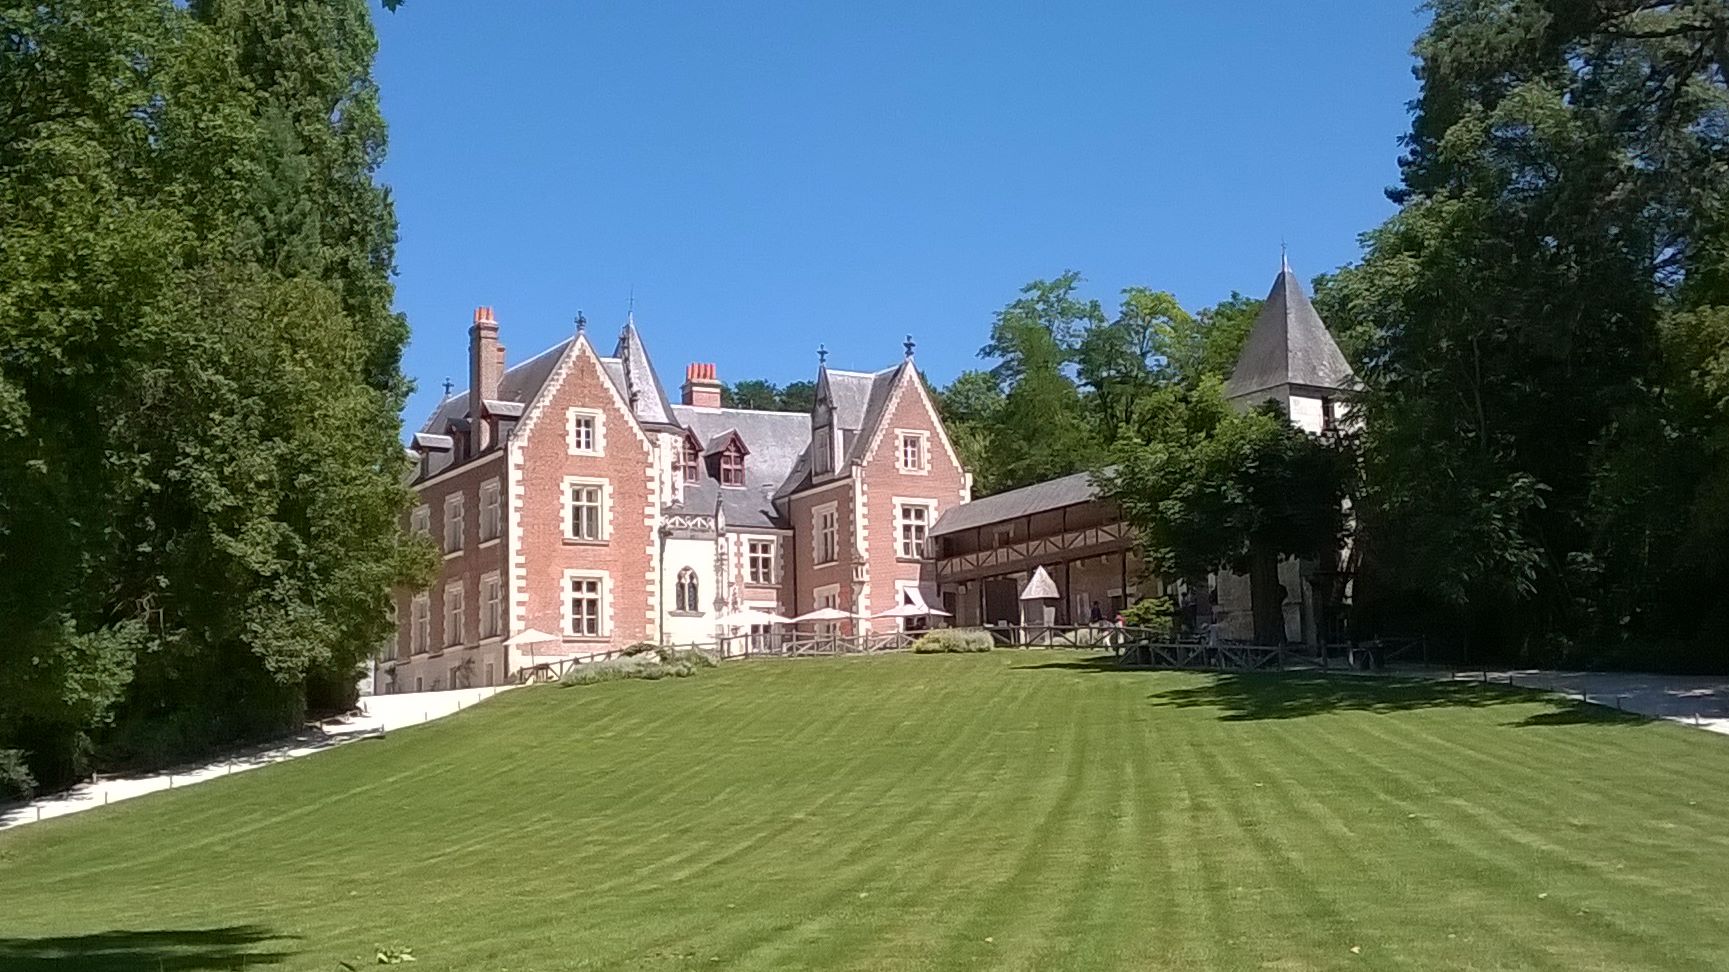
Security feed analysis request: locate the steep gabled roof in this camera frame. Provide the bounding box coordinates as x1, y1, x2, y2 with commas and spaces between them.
844, 363, 906, 464
419, 338, 572, 436
1223, 259, 1356, 401
776, 361, 906, 499
610, 317, 679, 430
672, 405, 811, 529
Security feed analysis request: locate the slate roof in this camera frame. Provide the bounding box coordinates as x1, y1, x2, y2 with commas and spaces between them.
930, 470, 1100, 537
1223, 260, 1356, 401
671, 405, 812, 529
419, 338, 571, 436
827, 366, 903, 464
414, 338, 572, 477
610, 318, 679, 430
774, 362, 906, 499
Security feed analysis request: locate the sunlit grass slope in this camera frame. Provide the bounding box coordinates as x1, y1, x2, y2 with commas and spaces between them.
4, 652, 1729, 971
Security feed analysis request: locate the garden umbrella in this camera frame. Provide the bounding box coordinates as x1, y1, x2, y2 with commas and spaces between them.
790, 607, 854, 623
503, 627, 561, 670
873, 603, 952, 619
714, 609, 792, 627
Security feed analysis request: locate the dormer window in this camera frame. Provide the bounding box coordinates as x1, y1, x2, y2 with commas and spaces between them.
813, 428, 832, 475
679, 435, 700, 484
719, 444, 745, 487
703, 430, 750, 487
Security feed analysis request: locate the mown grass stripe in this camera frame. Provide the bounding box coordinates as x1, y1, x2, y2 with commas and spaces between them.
6, 654, 1729, 971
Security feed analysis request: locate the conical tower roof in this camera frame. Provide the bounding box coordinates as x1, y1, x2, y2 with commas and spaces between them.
611, 315, 679, 429
1223, 258, 1355, 400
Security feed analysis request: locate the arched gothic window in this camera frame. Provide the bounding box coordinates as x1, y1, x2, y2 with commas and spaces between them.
676, 567, 700, 613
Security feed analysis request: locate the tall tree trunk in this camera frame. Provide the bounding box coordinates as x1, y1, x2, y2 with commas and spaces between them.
1249, 543, 1285, 646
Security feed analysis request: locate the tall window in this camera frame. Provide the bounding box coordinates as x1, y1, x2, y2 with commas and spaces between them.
898, 504, 930, 560
814, 585, 841, 638
567, 408, 602, 455
748, 539, 776, 584
680, 437, 700, 484
410, 594, 430, 654
566, 481, 605, 541
676, 567, 699, 613
443, 494, 464, 552
479, 479, 501, 541
481, 573, 503, 638
816, 506, 838, 564
444, 581, 464, 646
813, 427, 832, 475
410, 505, 430, 536
899, 431, 928, 473
567, 575, 602, 637
719, 445, 745, 487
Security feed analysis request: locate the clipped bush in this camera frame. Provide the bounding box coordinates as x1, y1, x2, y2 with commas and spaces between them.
559, 651, 708, 687
0, 748, 36, 802
659, 647, 718, 669
911, 629, 995, 654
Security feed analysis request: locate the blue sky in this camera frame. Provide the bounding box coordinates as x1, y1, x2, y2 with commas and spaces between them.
375, 2, 1426, 425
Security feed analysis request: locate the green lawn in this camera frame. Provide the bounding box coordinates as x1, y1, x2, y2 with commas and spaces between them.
4, 653, 1729, 971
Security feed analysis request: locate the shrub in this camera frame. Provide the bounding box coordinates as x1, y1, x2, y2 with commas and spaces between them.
911, 629, 994, 653
559, 652, 708, 687
0, 748, 36, 802
1120, 596, 1175, 637
660, 647, 718, 669
621, 641, 660, 657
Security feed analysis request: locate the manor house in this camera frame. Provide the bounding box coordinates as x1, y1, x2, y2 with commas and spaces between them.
379, 312, 968, 692
379, 258, 1354, 692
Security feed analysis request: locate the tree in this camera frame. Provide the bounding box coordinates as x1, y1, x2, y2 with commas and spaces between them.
0, 0, 420, 789
1333, 0, 1729, 662
975, 273, 1104, 491
1099, 382, 1354, 645
777, 380, 816, 413
1193, 293, 1263, 381
936, 370, 1005, 494
724, 379, 781, 410
1075, 289, 1194, 441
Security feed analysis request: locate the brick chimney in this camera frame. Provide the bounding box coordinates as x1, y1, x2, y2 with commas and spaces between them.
683, 362, 722, 408
469, 306, 503, 449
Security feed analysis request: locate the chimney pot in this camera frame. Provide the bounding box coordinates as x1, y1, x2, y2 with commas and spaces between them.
682, 362, 722, 408
469, 306, 504, 450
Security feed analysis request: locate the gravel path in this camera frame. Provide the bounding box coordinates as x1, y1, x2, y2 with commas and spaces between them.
1416, 667, 1729, 735
0, 685, 514, 831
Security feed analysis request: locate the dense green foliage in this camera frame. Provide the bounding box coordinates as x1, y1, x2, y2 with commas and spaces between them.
935, 273, 1265, 496
0, 1, 422, 791
909, 628, 994, 653
560, 646, 718, 684
1100, 387, 1354, 644
1318, 0, 1729, 665
720, 378, 816, 412
7, 654, 1729, 969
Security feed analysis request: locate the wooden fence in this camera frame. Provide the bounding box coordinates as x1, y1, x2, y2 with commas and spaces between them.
516, 625, 1305, 683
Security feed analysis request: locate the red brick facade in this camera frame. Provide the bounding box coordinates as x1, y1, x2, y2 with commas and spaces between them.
380, 313, 973, 692
853, 369, 970, 628
510, 336, 658, 657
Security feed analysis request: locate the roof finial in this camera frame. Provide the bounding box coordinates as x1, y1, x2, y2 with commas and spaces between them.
1281, 240, 1290, 273
904, 334, 916, 359
626, 285, 635, 325
817, 344, 828, 365
575, 311, 587, 335
442, 377, 454, 398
